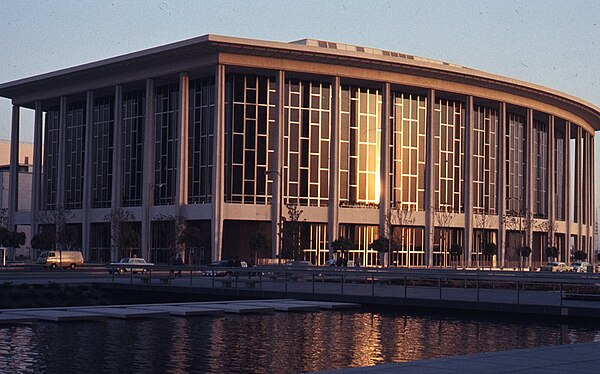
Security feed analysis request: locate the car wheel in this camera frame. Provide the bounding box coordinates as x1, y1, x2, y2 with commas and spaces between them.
70, 264, 76, 270
118, 268, 125, 274
50, 263, 57, 269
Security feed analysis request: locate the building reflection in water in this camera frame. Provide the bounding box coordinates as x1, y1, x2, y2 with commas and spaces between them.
0, 310, 599, 373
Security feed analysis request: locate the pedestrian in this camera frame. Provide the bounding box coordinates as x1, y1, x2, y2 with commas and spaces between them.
175, 253, 183, 278
168, 254, 176, 276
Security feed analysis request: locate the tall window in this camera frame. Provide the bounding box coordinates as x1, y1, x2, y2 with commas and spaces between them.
433, 99, 464, 212
224, 73, 277, 204
188, 77, 215, 204
472, 106, 498, 214
339, 86, 381, 206
42, 107, 60, 210
64, 101, 86, 210
284, 79, 331, 207
390, 92, 427, 210
154, 84, 179, 205
301, 223, 328, 266
121, 90, 145, 207
533, 120, 548, 218
91, 96, 114, 208
554, 120, 565, 220
505, 113, 526, 213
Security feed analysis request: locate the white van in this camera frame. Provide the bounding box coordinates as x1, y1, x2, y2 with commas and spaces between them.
36, 251, 84, 269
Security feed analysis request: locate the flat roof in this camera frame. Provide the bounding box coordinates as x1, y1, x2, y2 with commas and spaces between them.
1, 34, 598, 130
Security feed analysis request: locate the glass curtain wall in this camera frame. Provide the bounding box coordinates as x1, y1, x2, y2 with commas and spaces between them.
505, 113, 526, 213
154, 84, 179, 205
390, 226, 425, 267
91, 96, 114, 208
42, 107, 60, 210
301, 223, 329, 266
433, 99, 464, 212
533, 119, 548, 218
339, 224, 379, 266
224, 73, 277, 204
188, 77, 215, 204
433, 228, 464, 267
121, 90, 145, 207
339, 85, 381, 207
554, 119, 566, 221
64, 101, 86, 210
284, 79, 331, 207
472, 106, 498, 215
389, 92, 427, 211
89, 223, 110, 263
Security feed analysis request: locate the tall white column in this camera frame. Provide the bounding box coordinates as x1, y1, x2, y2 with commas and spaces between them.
177, 73, 190, 214
548, 116, 556, 249
379, 83, 391, 242
31, 101, 43, 240
271, 70, 285, 260
8, 105, 20, 259
57, 96, 67, 210
142, 79, 155, 261
464, 96, 474, 268
526, 109, 534, 267
576, 127, 582, 253
424, 89, 436, 268
565, 121, 571, 261
211, 65, 225, 262
328, 77, 340, 259
82, 91, 94, 261
497, 103, 506, 267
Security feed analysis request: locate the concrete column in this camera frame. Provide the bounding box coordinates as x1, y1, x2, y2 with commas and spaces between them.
32, 101, 43, 238
111, 85, 123, 209
591, 136, 596, 266
57, 96, 67, 209
328, 77, 340, 259
565, 121, 571, 260
497, 103, 506, 268
526, 109, 534, 268
176, 73, 190, 213
576, 127, 582, 252
141, 79, 155, 261
211, 65, 225, 262
271, 70, 285, 260
82, 91, 94, 261
464, 96, 474, 268
424, 89, 436, 268
379, 83, 391, 240
548, 116, 556, 247
8, 105, 19, 257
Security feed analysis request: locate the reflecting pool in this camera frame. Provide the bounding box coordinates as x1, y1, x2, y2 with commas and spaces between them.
0, 308, 599, 373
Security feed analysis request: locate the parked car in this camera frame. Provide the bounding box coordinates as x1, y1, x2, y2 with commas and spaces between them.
109, 257, 153, 274
571, 261, 592, 273
36, 251, 84, 269
286, 260, 312, 267
540, 261, 571, 272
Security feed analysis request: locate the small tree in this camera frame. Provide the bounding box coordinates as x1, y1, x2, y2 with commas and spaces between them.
545, 246, 559, 261
281, 204, 304, 260
31, 229, 55, 253
0, 227, 26, 255
105, 208, 137, 260
331, 237, 353, 264
573, 250, 587, 261
450, 244, 463, 268
518, 246, 532, 270
433, 206, 455, 268
482, 243, 498, 269
249, 231, 270, 264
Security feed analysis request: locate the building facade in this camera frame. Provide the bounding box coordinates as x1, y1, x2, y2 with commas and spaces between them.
0, 35, 598, 267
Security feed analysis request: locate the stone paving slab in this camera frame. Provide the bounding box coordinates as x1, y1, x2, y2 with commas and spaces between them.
0, 313, 38, 324
312, 341, 600, 374
72, 307, 169, 319
12, 309, 107, 322
240, 301, 321, 312
128, 304, 226, 316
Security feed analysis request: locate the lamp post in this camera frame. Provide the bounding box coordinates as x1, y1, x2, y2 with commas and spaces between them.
146, 182, 165, 263
265, 169, 283, 263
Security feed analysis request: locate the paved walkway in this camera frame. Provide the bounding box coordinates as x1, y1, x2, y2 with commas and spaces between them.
313, 341, 600, 373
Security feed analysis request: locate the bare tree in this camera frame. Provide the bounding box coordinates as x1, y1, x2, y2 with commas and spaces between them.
104, 208, 137, 260
473, 212, 492, 268
282, 203, 304, 260
384, 204, 415, 267
36, 206, 75, 251
433, 206, 455, 268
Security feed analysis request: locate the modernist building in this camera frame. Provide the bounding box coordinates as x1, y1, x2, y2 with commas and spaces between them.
0, 35, 598, 267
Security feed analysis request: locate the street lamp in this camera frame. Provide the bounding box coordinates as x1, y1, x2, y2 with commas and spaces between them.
146, 182, 165, 263
265, 169, 283, 263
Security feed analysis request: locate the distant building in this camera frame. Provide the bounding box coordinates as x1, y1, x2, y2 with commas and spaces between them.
0, 140, 33, 258
0, 35, 598, 267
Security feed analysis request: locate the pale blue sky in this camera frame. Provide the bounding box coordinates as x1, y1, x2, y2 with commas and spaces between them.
0, 0, 598, 203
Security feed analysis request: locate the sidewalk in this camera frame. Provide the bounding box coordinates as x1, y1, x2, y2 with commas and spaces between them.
313, 341, 600, 373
